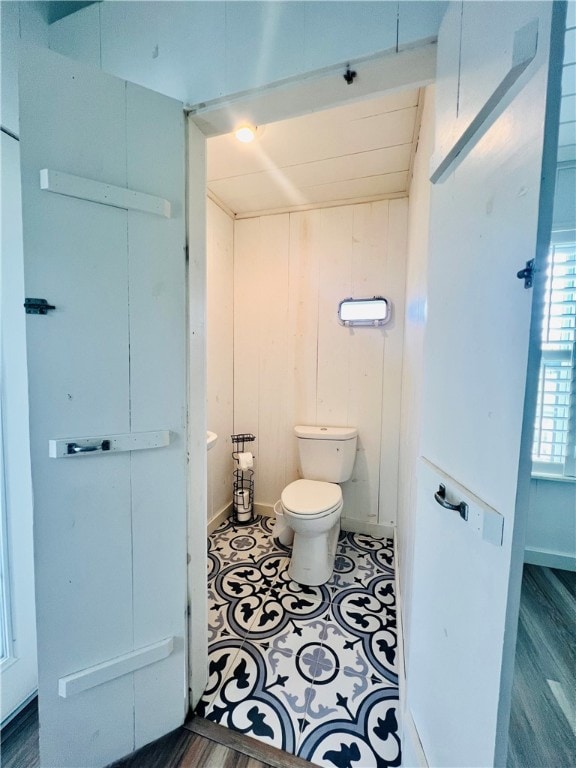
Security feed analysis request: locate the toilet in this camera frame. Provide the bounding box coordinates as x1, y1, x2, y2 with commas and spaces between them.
281, 425, 358, 586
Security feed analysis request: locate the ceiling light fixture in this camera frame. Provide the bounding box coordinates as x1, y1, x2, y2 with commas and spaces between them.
235, 125, 256, 143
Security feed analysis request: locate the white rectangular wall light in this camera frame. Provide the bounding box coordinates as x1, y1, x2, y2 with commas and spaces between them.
338, 296, 391, 327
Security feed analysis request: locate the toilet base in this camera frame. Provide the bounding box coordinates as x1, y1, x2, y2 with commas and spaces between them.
288, 520, 340, 586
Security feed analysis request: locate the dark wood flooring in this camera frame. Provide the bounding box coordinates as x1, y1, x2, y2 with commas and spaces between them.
0, 697, 39, 768
108, 716, 313, 768
508, 565, 576, 768
0, 699, 312, 768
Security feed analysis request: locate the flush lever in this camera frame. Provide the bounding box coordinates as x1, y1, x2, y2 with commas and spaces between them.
434, 483, 468, 521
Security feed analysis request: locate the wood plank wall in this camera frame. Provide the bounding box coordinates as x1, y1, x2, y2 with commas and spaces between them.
232, 199, 408, 527
206, 200, 235, 522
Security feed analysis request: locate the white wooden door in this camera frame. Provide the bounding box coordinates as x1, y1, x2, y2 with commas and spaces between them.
19, 47, 187, 767
406, 3, 560, 767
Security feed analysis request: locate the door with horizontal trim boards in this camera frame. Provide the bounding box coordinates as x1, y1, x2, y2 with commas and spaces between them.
19, 46, 187, 768
406, 3, 562, 767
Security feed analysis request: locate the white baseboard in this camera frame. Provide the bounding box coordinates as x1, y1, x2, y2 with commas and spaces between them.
211, 502, 395, 542
524, 546, 576, 571
207, 502, 233, 534
394, 534, 406, 683
248, 502, 394, 538
341, 517, 394, 539
395, 538, 428, 767
207, 502, 273, 531
254, 502, 274, 518
401, 706, 429, 768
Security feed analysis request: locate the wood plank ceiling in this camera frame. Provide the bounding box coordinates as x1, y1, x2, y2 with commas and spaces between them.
207, 88, 423, 218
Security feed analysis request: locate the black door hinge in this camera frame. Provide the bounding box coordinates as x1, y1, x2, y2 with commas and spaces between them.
516, 259, 534, 289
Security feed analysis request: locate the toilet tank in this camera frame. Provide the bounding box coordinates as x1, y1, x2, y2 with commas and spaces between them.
295, 425, 358, 482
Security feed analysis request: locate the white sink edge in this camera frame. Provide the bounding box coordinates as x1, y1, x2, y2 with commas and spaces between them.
207, 431, 218, 451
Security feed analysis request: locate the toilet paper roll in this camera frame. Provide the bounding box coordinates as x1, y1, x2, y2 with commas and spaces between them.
237, 452, 253, 470
234, 489, 251, 512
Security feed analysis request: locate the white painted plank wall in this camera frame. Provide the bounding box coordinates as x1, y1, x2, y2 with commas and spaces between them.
378, 199, 408, 527
233, 215, 293, 507
287, 211, 323, 482
348, 204, 388, 525
397, 86, 435, 665
48, 1, 446, 108
233, 200, 408, 526
233, 217, 261, 447
206, 199, 235, 523
0, 1, 49, 135
256, 216, 292, 505
525, 479, 576, 569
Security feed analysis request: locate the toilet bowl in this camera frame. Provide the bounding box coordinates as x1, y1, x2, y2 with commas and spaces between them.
281, 479, 343, 585
280, 425, 357, 586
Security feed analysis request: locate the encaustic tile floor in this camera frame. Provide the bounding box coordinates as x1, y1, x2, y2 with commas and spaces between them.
195, 515, 401, 768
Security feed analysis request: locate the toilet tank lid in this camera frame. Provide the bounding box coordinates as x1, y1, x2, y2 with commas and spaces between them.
294, 425, 358, 440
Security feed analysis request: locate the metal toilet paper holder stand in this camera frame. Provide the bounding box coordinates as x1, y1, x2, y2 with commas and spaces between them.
231, 433, 255, 525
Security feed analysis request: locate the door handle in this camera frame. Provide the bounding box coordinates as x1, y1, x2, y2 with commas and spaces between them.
67, 440, 110, 455
434, 483, 468, 521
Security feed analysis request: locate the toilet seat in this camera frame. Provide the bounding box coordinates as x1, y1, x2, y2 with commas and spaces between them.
281, 479, 342, 518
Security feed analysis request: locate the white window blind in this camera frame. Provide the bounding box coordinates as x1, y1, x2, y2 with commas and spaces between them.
532, 232, 576, 478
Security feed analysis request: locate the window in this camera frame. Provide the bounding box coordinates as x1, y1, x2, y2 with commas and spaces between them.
532, 231, 576, 478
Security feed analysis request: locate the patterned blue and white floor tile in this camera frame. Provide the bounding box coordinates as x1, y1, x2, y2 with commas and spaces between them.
196, 515, 401, 768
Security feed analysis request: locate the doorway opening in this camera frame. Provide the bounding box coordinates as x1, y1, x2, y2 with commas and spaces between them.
196, 79, 431, 761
